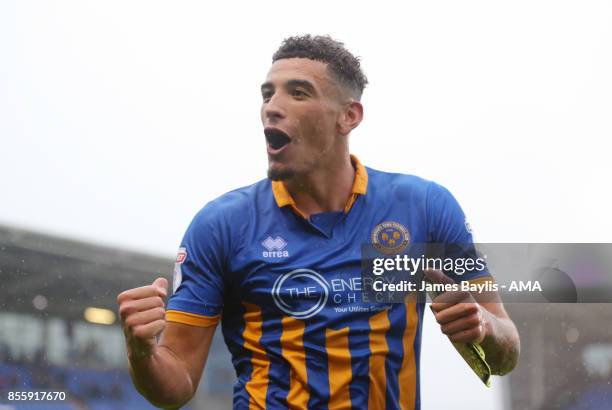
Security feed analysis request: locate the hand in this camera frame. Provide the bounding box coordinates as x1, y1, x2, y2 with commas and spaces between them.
117, 277, 168, 359
425, 269, 488, 344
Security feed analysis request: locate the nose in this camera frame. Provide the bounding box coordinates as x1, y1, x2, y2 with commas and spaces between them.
262, 94, 286, 124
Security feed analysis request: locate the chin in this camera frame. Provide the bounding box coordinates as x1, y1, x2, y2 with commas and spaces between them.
267, 166, 296, 181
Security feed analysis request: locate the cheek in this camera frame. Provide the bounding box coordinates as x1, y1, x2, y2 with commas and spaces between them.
304, 107, 335, 135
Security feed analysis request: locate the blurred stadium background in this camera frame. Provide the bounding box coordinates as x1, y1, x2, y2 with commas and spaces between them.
0, 224, 233, 410
1, 223, 611, 410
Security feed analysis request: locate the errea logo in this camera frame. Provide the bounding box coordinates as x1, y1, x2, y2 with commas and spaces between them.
262, 236, 289, 258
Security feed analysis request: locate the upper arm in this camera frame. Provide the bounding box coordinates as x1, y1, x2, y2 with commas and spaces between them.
158, 321, 217, 391
426, 181, 490, 282
168, 206, 228, 317
160, 203, 230, 396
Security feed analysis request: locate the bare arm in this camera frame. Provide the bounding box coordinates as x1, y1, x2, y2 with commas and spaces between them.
477, 299, 520, 375
118, 278, 217, 409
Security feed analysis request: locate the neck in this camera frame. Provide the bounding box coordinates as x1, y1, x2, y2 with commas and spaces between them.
283, 152, 355, 218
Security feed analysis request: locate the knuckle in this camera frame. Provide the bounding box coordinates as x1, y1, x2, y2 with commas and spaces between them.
125, 316, 137, 329
117, 292, 129, 305
131, 326, 145, 339
468, 315, 481, 326
465, 304, 478, 314
119, 303, 135, 319
118, 306, 129, 319
468, 328, 480, 340
125, 315, 140, 329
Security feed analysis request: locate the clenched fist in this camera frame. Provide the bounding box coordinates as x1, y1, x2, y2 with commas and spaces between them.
117, 277, 168, 359
425, 269, 489, 344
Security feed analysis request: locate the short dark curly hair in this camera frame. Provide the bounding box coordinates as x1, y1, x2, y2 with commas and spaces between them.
272, 35, 368, 100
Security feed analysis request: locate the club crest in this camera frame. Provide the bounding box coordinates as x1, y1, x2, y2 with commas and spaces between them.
371, 221, 410, 254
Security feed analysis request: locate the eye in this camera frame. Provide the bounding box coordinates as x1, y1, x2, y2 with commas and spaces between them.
261, 90, 273, 102
291, 89, 307, 99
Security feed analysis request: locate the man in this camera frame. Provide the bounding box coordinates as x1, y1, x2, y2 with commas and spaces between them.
117, 35, 520, 410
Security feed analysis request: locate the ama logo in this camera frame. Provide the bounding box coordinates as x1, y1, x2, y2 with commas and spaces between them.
262, 236, 289, 258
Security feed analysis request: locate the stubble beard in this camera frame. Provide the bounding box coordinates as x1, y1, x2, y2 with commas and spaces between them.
267, 165, 296, 181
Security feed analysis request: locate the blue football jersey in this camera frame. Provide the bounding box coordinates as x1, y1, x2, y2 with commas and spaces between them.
166, 156, 491, 410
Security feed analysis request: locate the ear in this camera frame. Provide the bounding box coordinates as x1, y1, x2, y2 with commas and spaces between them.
337, 100, 364, 136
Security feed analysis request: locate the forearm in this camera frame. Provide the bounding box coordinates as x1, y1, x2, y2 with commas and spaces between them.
481, 311, 520, 375
128, 344, 195, 409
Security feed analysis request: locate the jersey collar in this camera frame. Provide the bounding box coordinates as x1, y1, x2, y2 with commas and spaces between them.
271, 154, 368, 218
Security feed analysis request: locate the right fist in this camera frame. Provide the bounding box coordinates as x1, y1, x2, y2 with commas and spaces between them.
117, 277, 168, 358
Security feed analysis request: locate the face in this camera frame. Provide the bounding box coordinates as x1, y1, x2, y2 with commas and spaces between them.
260, 58, 346, 181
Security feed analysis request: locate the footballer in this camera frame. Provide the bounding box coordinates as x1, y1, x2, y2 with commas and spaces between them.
117, 35, 520, 409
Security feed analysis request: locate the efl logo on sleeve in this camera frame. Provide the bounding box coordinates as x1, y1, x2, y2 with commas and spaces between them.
175, 248, 187, 264
173, 247, 187, 293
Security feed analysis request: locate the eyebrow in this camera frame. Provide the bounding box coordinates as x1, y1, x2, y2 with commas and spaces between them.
260, 79, 318, 95
261, 82, 273, 93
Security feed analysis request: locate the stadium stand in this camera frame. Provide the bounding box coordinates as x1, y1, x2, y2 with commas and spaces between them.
0, 225, 233, 410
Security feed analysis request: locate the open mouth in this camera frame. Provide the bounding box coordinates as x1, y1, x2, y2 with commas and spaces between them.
264, 127, 292, 151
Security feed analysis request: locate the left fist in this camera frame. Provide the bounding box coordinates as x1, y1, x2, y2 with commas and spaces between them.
425, 269, 488, 344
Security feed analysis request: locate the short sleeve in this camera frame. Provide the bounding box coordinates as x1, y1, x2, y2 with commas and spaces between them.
166, 205, 228, 327
426, 181, 491, 282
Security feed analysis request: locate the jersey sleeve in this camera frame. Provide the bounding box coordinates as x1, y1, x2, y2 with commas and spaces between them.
166, 204, 229, 328
426, 181, 492, 282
